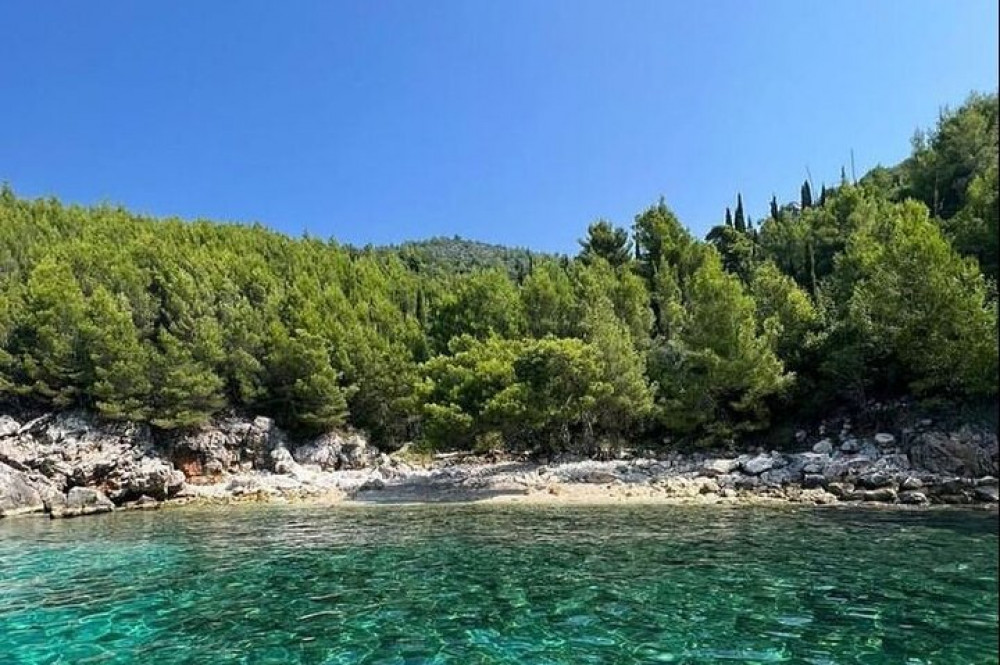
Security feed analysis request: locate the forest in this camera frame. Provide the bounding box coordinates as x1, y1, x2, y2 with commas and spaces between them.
0, 92, 996, 453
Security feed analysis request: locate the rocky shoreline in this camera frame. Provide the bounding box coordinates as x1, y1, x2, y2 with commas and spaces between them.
1, 410, 997, 519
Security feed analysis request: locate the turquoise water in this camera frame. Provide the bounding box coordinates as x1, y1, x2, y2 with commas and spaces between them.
0, 505, 997, 664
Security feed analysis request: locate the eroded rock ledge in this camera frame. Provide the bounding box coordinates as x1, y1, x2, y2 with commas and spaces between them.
0, 411, 997, 518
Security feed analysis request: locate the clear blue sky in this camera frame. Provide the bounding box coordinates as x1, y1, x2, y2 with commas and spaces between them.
1, 1, 997, 253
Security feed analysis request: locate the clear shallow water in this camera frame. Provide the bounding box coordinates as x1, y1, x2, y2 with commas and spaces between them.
0, 505, 997, 665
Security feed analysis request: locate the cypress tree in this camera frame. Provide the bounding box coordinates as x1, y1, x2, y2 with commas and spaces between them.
734, 194, 746, 233
800, 180, 813, 209
725, 207, 733, 227
769, 196, 779, 220
819, 184, 828, 206
415, 288, 426, 326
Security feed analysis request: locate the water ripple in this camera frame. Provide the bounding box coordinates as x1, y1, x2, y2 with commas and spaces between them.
0, 504, 996, 664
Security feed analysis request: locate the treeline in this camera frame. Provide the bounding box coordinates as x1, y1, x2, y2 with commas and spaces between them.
0, 92, 996, 452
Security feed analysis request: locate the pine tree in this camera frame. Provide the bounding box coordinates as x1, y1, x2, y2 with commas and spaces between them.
650, 250, 790, 442
149, 330, 226, 429
262, 323, 351, 433
10, 257, 89, 407
82, 287, 152, 421
578, 220, 633, 268
581, 296, 653, 439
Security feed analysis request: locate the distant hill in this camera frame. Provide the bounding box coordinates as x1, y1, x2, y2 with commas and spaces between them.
379, 236, 558, 278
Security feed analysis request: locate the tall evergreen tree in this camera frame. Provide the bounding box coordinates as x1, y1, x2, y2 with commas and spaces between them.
734, 194, 746, 232
801, 180, 813, 209
578, 220, 633, 268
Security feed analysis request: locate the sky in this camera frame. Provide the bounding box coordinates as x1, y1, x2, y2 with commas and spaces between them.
1, 1, 997, 253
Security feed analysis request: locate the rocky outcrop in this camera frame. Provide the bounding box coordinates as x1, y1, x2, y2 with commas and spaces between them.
162, 416, 286, 480
0, 407, 997, 518
0, 411, 188, 509
906, 427, 998, 478
0, 410, 384, 518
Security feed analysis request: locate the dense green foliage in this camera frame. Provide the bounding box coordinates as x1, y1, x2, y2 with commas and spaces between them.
1, 92, 996, 451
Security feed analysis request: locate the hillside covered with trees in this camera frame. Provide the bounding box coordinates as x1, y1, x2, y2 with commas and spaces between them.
0, 92, 996, 453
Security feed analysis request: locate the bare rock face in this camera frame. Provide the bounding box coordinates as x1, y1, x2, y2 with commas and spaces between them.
163, 416, 286, 481
0, 411, 187, 512
907, 427, 998, 478
0, 409, 386, 517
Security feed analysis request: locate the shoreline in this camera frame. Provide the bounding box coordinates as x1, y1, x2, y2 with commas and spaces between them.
5, 474, 999, 520
152, 478, 1000, 511
31, 485, 1000, 515
2, 411, 998, 520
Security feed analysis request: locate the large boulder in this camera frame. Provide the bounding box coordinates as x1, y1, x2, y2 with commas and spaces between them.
106, 457, 186, 501
702, 458, 740, 476
0, 415, 20, 438
907, 428, 999, 477
293, 432, 343, 469
0, 462, 56, 517
760, 467, 794, 487
840, 438, 860, 453
974, 485, 999, 503
292, 431, 375, 471
823, 455, 874, 482
856, 472, 894, 489
802, 473, 827, 489
741, 452, 785, 476
812, 439, 833, 454
270, 446, 299, 475
786, 452, 830, 476
856, 487, 897, 503
898, 490, 930, 505
48, 487, 115, 519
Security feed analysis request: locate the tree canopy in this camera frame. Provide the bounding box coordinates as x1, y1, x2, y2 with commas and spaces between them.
0, 92, 996, 451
